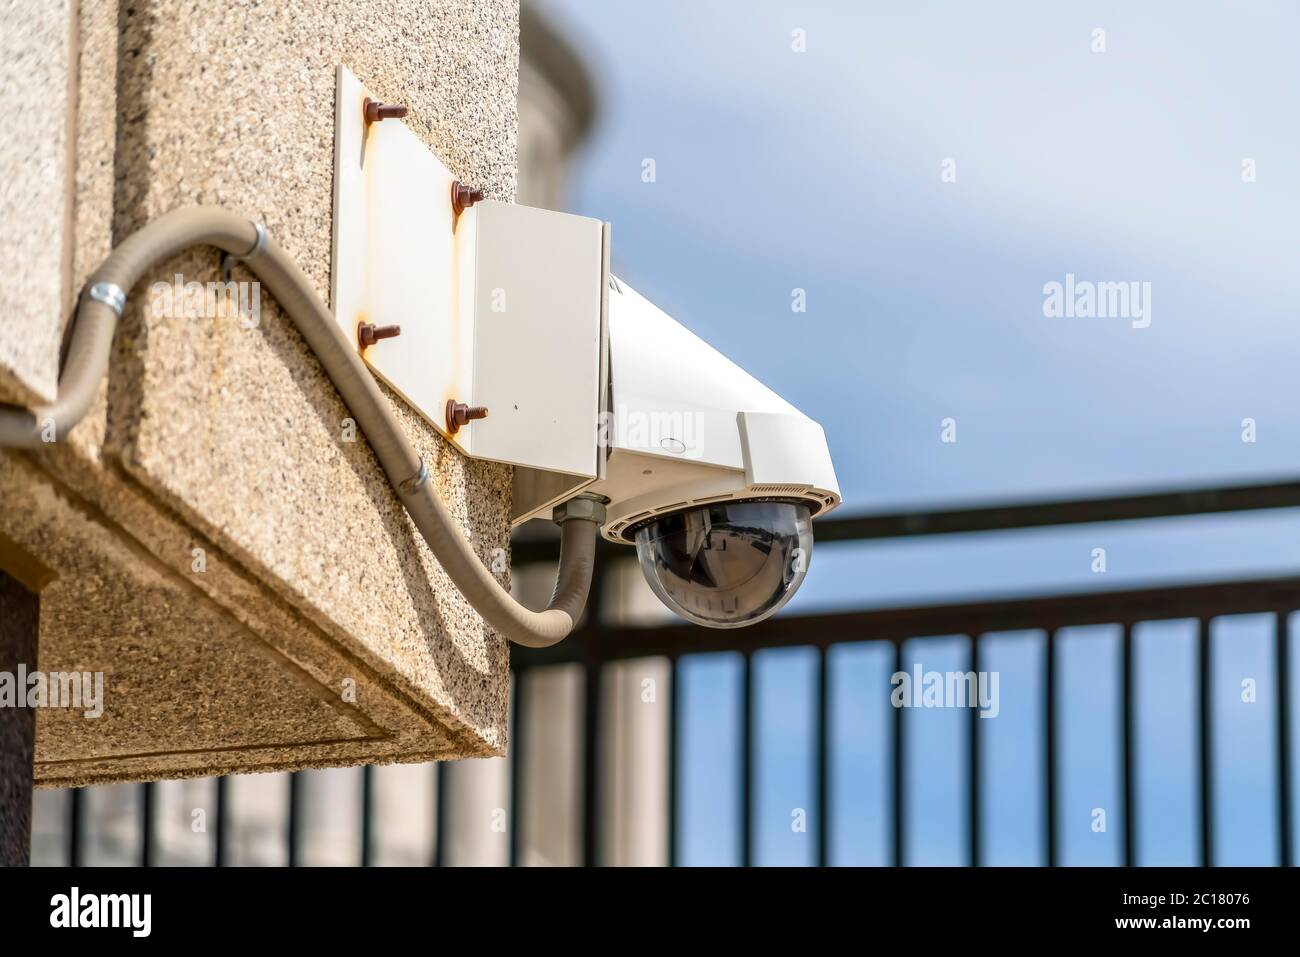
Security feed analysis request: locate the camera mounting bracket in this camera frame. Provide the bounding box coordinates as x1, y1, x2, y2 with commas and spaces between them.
330, 67, 609, 523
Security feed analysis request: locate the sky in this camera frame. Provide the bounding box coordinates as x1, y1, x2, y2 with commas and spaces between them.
537, 0, 1300, 865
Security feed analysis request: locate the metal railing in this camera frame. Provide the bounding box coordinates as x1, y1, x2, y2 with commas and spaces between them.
511, 577, 1297, 867
49, 478, 1300, 866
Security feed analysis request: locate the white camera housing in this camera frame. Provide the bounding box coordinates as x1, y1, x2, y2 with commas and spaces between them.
331, 67, 840, 626
589, 277, 840, 542
590, 278, 840, 628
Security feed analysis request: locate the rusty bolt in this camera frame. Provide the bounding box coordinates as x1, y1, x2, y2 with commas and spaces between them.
358, 323, 401, 348
451, 180, 485, 216
364, 98, 408, 124
446, 399, 488, 435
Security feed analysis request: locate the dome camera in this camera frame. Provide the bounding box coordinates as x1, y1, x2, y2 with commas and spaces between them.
633, 499, 813, 628
571, 278, 841, 629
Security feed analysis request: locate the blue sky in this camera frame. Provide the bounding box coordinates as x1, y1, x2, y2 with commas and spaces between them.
539, 0, 1300, 865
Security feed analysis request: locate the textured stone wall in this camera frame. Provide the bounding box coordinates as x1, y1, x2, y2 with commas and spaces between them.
0, 0, 73, 406
0, 0, 522, 783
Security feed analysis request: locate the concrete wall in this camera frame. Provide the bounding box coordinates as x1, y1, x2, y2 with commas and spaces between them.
0, 0, 523, 784
0, 1, 73, 407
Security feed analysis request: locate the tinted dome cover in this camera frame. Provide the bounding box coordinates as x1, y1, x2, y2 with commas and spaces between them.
634, 501, 813, 628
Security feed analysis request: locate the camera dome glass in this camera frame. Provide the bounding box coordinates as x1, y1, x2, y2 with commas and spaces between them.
634, 500, 813, 628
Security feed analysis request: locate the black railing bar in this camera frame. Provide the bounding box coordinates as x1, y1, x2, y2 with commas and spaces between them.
816, 645, 830, 868
67, 786, 81, 867
668, 656, 681, 868
814, 479, 1300, 544
287, 770, 301, 868
1045, 629, 1058, 867
360, 764, 374, 867
969, 635, 981, 868
510, 478, 1300, 565
511, 576, 1300, 670
140, 781, 154, 867
892, 640, 905, 867
1199, 617, 1213, 867
1121, 622, 1136, 868
433, 761, 448, 867
741, 651, 753, 868
214, 775, 227, 867
1278, 610, 1293, 868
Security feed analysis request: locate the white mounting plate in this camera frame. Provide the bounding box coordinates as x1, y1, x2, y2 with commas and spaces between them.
331, 66, 464, 442
330, 67, 607, 511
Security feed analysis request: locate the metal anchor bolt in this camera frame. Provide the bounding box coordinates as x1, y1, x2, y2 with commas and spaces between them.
363, 98, 408, 124
451, 180, 485, 216
358, 323, 401, 347
446, 400, 488, 435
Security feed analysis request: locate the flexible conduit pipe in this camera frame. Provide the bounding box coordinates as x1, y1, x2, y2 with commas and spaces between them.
0, 206, 596, 648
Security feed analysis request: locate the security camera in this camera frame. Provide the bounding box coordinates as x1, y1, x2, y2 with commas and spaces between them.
581, 277, 841, 627
327, 66, 840, 633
